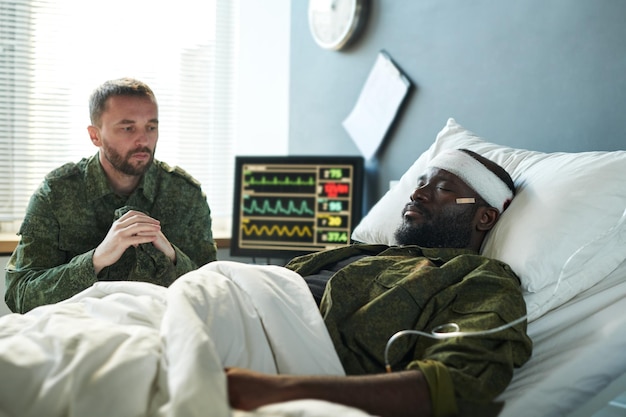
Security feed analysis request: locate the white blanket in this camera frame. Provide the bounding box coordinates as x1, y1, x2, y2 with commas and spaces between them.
0, 261, 372, 417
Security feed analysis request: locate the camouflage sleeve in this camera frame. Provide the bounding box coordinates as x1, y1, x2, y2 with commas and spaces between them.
172, 243, 206, 277
164, 182, 217, 276
4, 198, 98, 313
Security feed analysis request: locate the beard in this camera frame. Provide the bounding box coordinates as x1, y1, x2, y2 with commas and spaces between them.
102, 144, 154, 176
393, 202, 477, 249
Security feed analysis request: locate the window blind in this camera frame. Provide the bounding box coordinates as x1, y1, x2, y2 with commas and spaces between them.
0, 0, 238, 237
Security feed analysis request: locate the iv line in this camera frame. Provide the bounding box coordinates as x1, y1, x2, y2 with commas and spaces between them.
384, 315, 529, 373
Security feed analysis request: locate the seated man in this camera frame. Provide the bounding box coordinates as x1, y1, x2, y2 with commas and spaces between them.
5, 78, 217, 313
226, 149, 532, 417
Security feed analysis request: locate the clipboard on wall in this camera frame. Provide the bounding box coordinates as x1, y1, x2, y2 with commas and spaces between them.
342, 51, 411, 161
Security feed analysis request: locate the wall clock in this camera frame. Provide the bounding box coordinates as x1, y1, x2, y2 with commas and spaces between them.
308, 0, 369, 51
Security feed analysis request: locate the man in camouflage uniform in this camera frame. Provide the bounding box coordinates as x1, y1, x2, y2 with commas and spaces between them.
227, 149, 532, 417
5, 78, 217, 314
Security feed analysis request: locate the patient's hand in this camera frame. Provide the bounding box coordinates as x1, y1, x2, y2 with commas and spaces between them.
225, 367, 288, 411
225, 367, 431, 417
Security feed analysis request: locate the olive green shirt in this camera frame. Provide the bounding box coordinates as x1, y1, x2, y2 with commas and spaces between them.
5, 153, 217, 313
287, 244, 532, 416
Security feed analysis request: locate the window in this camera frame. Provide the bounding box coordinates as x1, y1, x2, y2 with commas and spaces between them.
0, 0, 238, 237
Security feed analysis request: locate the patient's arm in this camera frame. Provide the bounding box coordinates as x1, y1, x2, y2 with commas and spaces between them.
225, 368, 432, 417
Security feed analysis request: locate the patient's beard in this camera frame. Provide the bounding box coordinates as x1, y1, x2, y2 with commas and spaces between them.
393, 204, 476, 249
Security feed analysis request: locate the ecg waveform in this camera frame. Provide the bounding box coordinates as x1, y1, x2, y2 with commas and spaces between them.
244, 172, 316, 193
240, 219, 314, 244
245, 175, 316, 186
243, 197, 315, 217
242, 224, 313, 238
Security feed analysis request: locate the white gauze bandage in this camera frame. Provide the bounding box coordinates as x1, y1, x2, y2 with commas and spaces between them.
427, 149, 513, 212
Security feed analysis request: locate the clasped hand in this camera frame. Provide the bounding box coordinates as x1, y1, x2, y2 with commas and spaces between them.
93, 210, 175, 274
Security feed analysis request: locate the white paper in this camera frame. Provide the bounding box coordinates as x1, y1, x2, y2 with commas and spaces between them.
342, 52, 410, 160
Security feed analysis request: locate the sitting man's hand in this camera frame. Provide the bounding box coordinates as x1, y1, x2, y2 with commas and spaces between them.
93, 210, 175, 273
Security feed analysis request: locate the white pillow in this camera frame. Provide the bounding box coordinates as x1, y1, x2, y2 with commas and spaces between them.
352, 118, 626, 321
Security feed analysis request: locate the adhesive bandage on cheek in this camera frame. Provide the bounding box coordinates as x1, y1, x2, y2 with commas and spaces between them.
428, 150, 513, 212
455, 198, 476, 204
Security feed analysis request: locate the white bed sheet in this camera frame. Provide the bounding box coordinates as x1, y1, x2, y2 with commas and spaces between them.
498, 259, 626, 417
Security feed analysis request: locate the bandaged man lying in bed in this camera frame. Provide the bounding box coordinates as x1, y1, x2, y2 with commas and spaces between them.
225, 149, 532, 417
5, 104, 532, 417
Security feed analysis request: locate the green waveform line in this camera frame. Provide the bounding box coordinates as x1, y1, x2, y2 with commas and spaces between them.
242, 224, 313, 238
245, 175, 315, 187
243, 199, 315, 216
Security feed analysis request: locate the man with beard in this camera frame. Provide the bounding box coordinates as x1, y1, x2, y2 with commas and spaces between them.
226, 149, 532, 417
5, 78, 217, 313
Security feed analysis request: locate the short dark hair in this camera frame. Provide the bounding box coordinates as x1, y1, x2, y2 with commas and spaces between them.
89, 78, 157, 126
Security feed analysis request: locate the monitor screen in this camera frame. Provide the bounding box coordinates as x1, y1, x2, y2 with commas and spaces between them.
230, 155, 365, 259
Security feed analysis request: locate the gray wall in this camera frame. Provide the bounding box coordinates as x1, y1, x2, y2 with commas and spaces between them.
289, 0, 626, 205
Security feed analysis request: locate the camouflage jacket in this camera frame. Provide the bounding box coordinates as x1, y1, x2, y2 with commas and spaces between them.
286, 244, 532, 415
5, 153, 217, 313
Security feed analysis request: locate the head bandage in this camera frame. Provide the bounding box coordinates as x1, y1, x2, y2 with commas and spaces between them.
427, 149, 513, 212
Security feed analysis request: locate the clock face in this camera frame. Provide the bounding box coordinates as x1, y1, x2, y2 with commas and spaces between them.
308, 0, 367, 50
